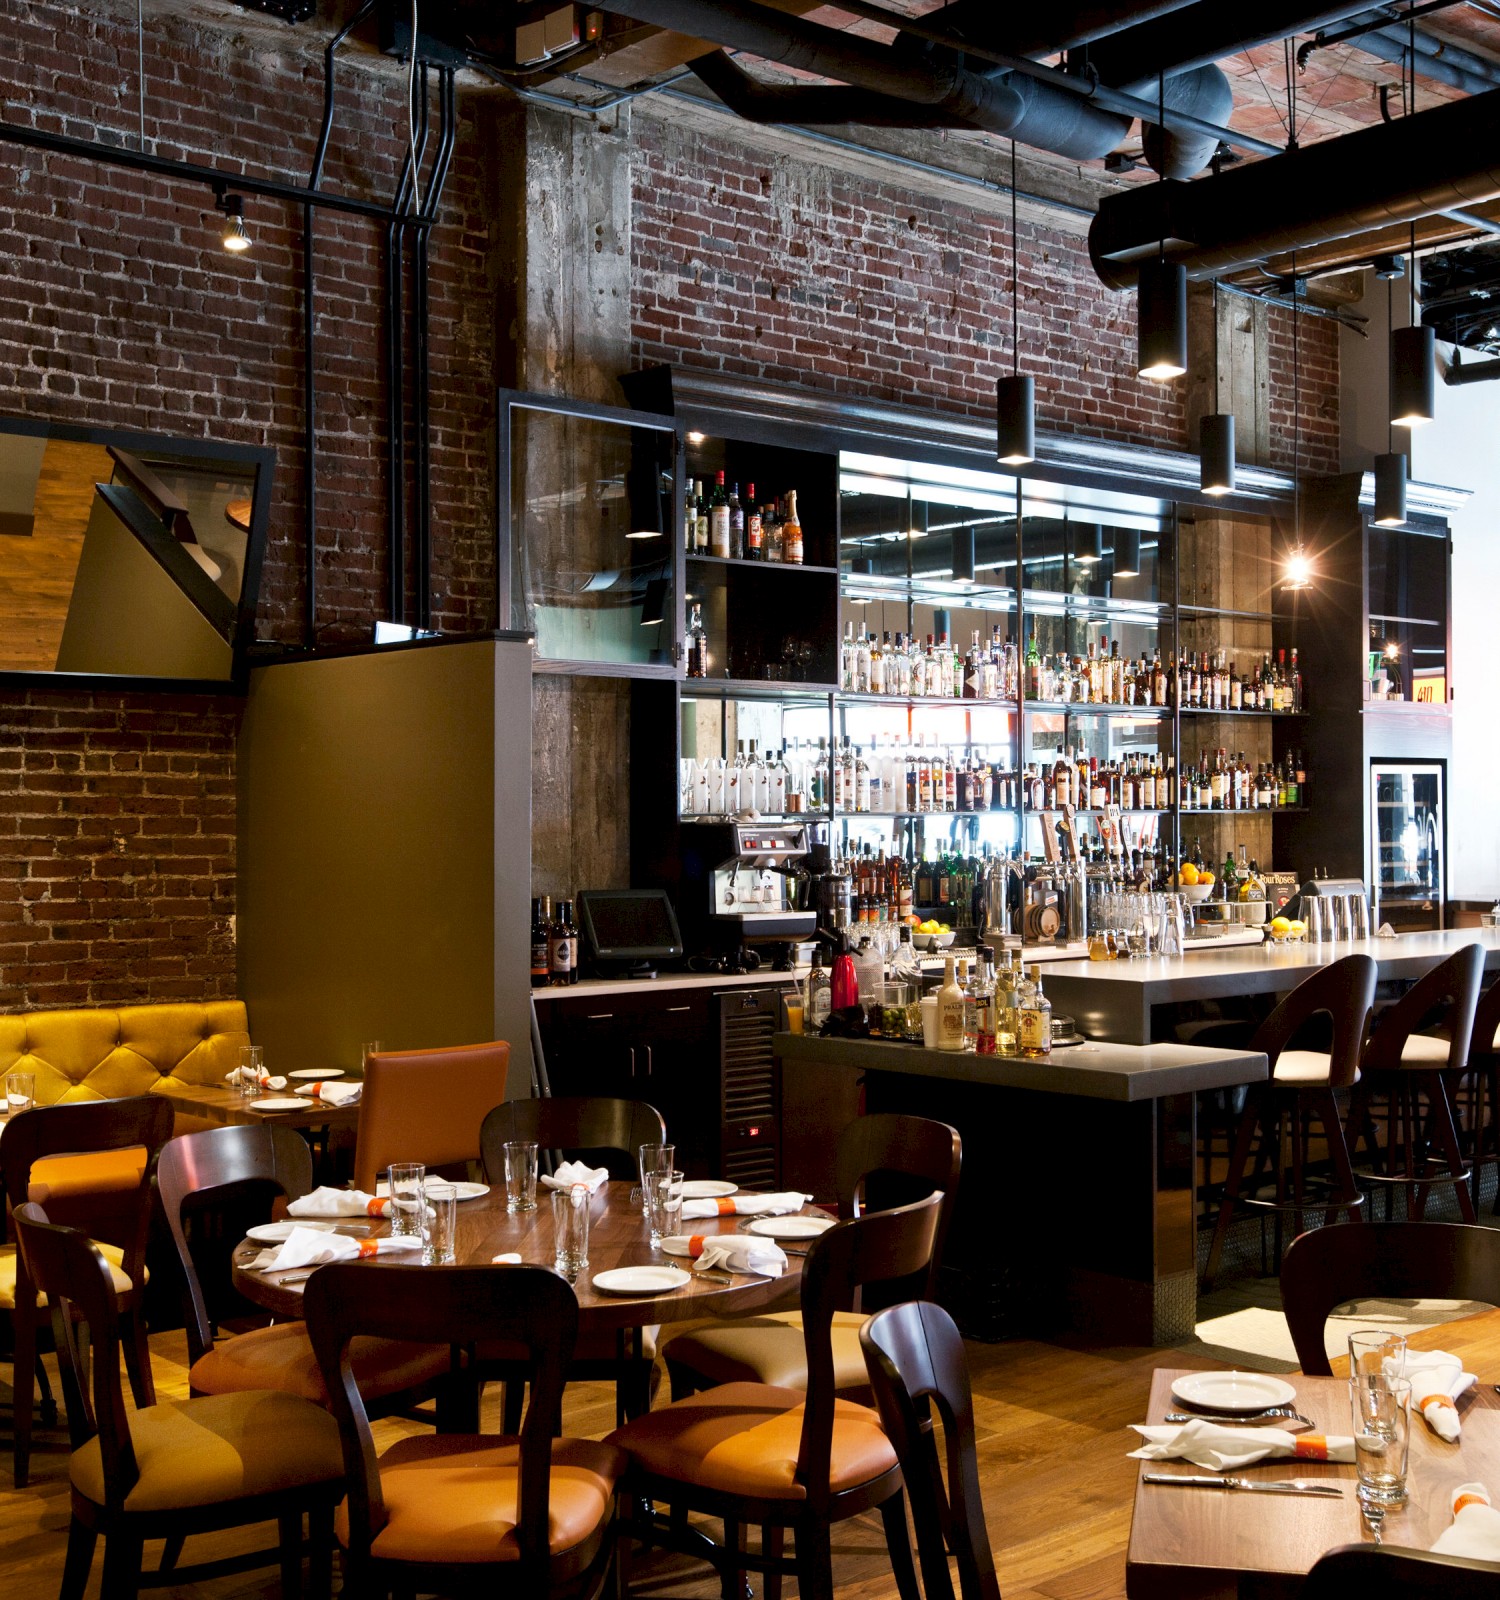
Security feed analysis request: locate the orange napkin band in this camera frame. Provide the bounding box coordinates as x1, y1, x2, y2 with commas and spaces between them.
1455, 1492, 1490, 1514
1293, 1436, 1332, 1460
688, 1235, 706, 1257
366, 1197, 389, 1217
1419, 1393, 1457, 1412
357, 1239, 380, 1258
716, 1198, 737, 1215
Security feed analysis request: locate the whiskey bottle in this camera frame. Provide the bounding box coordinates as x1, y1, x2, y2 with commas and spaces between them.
1019, 964, 1052, 1058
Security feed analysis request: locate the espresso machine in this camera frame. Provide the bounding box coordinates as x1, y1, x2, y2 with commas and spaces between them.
707, 823, 817, 970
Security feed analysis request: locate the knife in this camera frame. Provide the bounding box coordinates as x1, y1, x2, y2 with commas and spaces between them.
1144, 1474, 1343, 1498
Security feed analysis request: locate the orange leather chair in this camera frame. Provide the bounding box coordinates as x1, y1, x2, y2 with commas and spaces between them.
352, 1040, 510, 1194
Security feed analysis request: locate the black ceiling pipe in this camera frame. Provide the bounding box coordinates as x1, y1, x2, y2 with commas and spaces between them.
1343, 23, 1500, 97
917, 0, 1203, 59
1086, 0, 1382, 91
1140, 63, 1234, 180
691, 51, 973, 128
1445, 351, 1500, 386
1088, 84, 1500, 288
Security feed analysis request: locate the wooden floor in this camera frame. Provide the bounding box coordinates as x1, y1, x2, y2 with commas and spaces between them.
0, 1320, 1183, 1600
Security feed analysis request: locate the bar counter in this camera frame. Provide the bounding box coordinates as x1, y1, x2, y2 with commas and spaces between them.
775, 1030, 1268, 1347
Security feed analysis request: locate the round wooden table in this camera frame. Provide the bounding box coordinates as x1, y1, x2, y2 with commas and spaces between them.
232, 1180, 812, 1332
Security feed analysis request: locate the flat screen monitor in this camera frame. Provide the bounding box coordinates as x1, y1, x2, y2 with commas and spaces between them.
577, 889, 684, 974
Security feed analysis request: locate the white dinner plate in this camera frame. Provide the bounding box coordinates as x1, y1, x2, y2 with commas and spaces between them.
374, 1179, 489, 1202
746, 1215, 836, 1241
252, 1097, 316, 1112
591, 1266, 691, 1296
245, 1220, 343, 1244
1169, 1371, 1297, 1412
677, 1180, 739, 1199
288, 1069, 344, 1081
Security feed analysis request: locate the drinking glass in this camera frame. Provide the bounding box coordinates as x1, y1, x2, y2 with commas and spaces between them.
1350, 1374, 1412, 1508
638, 1142, 676, 1221
360, 1040, 384, 1073
644, 1168, 683, 1248
1127, 922, 1148, 960
4, 1071, 35, 1114
421, 1180, 458, 1265
1348, 1329, 1406, 1381
552, 1185, 590, 1282
237, 1045, 264, 1101
386, 1162, 426, 1238
503, 1140, 539, 1213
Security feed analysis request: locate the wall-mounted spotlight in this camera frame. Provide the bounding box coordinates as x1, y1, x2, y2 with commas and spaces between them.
1373, 451, 1408, 527
1076, 523, 1104, 566
1137, 259, 1187, 381
214, 190, 252, 254
1113, 528, 1142, 579
951, 527, 975, 585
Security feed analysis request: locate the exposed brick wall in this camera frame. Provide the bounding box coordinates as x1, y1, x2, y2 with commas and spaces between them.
0, 692, 240, 1010
630, 113, 1341, 473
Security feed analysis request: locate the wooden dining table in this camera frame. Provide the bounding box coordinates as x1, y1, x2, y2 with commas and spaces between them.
1126, 1311, 1500, 1598
158, 1080, 362, 1133
232, 1180, 810, 1334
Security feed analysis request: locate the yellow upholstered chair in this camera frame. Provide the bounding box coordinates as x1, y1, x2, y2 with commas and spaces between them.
14, 1202, 344, 1600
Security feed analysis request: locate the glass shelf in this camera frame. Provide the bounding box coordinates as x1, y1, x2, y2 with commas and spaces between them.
687, 553, 840, 577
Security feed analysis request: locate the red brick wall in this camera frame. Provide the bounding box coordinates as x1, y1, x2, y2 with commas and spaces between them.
0, 2, 497, 1008
630, 115, 1341, 473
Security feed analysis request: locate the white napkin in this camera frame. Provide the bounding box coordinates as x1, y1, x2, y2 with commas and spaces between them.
1129, 1418, 1354, 1470
680, 1191, 811, 1220
539, 1162, 609, 1194
225, 1066, 288, 1092
287, 1186, 389, 1219
666, 1233, 788, 1278
1403, 1349, 1476, 1441
307, 1080, 361, 1107
1433, 1483, 1500, 1561
249, 1226, 422, 1271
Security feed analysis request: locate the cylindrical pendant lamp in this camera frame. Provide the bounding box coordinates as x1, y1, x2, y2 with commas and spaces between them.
1390, 324, 1435, 428
1373, 452, 1408, 527
996, 374, 1035, 466
1200, 412, 1236, 496
1137, 258, 1187, 381
951, 527, 976, 584
1076, 523, 1104, 565
1113, 528, 1142, 579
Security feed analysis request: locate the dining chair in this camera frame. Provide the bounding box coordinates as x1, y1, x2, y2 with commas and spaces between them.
480, 1096, 667, 1429
352, 1039, 511, 1194
156, 1124, 452, 1413
1, 1095, 174, 1486
1301, 1543, 1500, 1597
1458, 974, 1500, 1214
304, 1260, 626, 1600
860, 1300, 1001, 1600
13, 1202, 344, 1600
1202, 954, 1377, 1288
1281, 1220, 1500, 1375
1348, 943, 1484, 1222
661, 1112, 961, 1401
607, 1192, 943, 1600
479, 1095, 667, 1184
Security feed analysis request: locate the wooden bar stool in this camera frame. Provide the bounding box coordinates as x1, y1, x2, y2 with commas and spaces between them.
1202, 954, 1376, 1288
1347, 944, 1483, 1224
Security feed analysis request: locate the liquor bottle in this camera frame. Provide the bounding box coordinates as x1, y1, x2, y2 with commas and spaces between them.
936, 955, 966, 1052
855, 628, 873, 694
728, 481, 744, 560
744, 482, 762, 560
686, 603, 708, 679
1025, 631, 1041, 700
708, 471, 730, 558
693, 479, 708, 554
1019, 964, 1052, 1057
854, 746, 872, 814
841, 621, 856, 691
870, 632, 889, 695
530, 896, 552, 989
781, 489, 804, 564
996, 957, 1018, 1055
765, 498, 784, 563
548, 898, 579, 986
1290, 648, 1304, 711
805, 947, 832, 1031
973, 947, 997, 1055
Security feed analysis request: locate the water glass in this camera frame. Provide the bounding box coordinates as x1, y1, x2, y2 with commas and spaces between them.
1350, 1374, 1412, 1507
236, 1045, 264, 1101
421, 1179, 458, 1265
386, 1162, 426, 1238
360, 1040, 384, 1073
5, 1071, 35, 1114
1348, 1329, 1406, 1381
644, 1167, 684, 1247
552, 1185, 590, 1282
503, 1140, 539, 1213
638, 1142, 675, 1220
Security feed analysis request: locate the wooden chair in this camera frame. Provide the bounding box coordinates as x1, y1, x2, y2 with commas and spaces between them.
1, 1095, 173, 1486
480, 1096, 667, 1428
662, 1112, 961, 1400
1459, 975, 1500, 1214
1203, 955, 1376, 1288
1349, 944, 1484, 1223
860, 1300, 1001, 1600
304, 1261, 625, 1600
1301, 1543, 1500, 1597
607, 1192, 943, 1600
13, 1202, 344, 1600
156, 1124, 452, 1413
479, 1095, 666, 1184
352, 1039, 510, 1194
1281, 1220, 1500, 1375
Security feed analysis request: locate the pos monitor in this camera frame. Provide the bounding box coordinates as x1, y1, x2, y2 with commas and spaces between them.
576, 889, 684, 977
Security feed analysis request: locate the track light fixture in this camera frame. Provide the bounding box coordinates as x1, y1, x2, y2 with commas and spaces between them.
1373, 452, 1408, 527
1076, 523, 1104, 566
1137, 258, 1187, 381
1113, 528, 1141, 580
214, 190, 252, 254
951, 527, 975, 585
996, 140, 1035, 468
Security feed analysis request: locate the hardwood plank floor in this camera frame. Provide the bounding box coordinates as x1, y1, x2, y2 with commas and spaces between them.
0, 1323, 1188, 1600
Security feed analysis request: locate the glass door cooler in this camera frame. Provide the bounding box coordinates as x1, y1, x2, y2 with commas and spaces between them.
1370, 762, 1445, 931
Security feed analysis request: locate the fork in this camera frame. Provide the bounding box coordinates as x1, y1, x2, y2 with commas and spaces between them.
1164, 1406, 1314, 1427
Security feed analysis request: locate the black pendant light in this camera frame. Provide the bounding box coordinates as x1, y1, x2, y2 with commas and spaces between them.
1374, 277, 1410, 527
1281, 253, 1314, 592
996, 140, 1035, 467
1113, 528, 1142, 579
951, 527, 976, 584
1391, 322, 1435, 429
1076, 522, 1104, 566
1199, 282, 1237, 494
1138, 258, 1188, 381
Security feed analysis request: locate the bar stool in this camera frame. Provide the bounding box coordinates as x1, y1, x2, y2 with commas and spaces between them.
1348, 943, 1483, 1223
1202, 954, 1376, 1288
1458, 976, 1500, 1215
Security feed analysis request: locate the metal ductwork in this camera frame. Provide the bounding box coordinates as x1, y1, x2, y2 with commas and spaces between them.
691, 50, 977, 129
1340, 17, 1500, 98
1088, 84, 1500, 288
1139, 63, 1234, 180
917, 0, 1204, 59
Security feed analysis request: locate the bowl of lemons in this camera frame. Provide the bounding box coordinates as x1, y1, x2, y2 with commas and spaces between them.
912, 920, 955, 950
1266, 915, 1308, 943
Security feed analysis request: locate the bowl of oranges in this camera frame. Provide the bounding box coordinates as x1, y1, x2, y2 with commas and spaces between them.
1175, 864, 1215, 904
